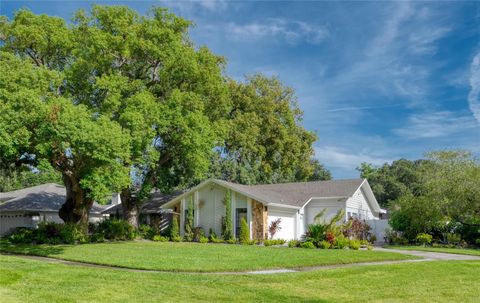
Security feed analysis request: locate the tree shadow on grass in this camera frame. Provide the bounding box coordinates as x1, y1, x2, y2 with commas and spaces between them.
0, 242, 67, 257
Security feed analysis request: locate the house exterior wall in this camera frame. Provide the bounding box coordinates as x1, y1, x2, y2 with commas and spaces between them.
197, 184, 226, 236
304, 198, 347, 228
0, 212, 35, 235
346, 188, 377, 220
267, 207, 297, 240
366, 219, 390, 243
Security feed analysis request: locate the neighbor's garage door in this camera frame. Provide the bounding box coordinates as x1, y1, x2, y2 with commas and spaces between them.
267, 208, 296, 240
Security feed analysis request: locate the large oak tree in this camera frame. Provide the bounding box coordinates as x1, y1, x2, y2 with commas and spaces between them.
1, 6, 327, 228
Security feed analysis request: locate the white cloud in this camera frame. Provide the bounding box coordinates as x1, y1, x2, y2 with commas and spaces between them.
313, 3, 452, 109
408, 26, 451, 55
468, 51, 480, 124
394, 111, 478, 139
225, 18, 329, 45
314, 146, 393, 171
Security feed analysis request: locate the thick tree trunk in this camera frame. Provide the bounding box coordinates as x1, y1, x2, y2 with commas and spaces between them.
121, 188, 139, 228
59, 173, 92, 232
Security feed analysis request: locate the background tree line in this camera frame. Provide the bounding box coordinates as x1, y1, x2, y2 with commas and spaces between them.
0, 6, 331, 230
358, 150, 480, 245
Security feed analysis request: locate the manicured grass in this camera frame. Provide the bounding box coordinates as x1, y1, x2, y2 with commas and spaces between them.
1, 255, 479, 302
0, 241, 415, 272
387, 245, 480, 256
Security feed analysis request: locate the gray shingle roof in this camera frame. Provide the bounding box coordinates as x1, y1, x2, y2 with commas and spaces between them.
102, 190, 184, 215
214, 178, 365, 207
0, 183, 107, 213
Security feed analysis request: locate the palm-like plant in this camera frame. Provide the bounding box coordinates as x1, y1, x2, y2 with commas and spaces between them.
303, 209, 346, 246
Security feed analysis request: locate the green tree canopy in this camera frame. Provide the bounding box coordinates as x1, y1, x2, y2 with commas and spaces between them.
1, 6, 325, 228
386, 150, 480, 243
0, 51, 131, 227
209, 75, 319, 184
357, 159, 426, 207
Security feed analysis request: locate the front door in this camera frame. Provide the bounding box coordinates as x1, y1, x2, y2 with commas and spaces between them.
235, 208, 247, 238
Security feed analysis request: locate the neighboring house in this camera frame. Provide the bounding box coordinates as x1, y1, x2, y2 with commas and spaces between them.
161, 178, 386, 241
103, 190, 183, 233
0, 183, 114, 235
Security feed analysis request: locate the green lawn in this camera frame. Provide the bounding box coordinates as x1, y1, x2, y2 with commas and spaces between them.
1, 255, 479, 302
0, 241, 415, 272
387, 245, 480, 256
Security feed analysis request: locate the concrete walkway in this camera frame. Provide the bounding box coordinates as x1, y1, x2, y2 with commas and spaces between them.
3, 248, 480, 275
375, 247, 480, 261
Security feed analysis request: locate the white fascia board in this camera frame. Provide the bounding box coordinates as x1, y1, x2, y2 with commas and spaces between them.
356, 179, 382, 213
266, 203, 300, 210
299, 196, 349, 210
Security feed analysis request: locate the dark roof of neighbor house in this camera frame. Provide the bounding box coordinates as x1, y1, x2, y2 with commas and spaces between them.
102, 190, 184, 215
214, 178, 365, 208
0, 183, 108, 214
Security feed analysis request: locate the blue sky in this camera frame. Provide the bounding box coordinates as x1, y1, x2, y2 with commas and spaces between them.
1, 1, 479, 178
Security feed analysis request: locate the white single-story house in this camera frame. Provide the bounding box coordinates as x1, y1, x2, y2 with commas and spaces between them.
0, 183, 114, 235
161, 178, 386, 241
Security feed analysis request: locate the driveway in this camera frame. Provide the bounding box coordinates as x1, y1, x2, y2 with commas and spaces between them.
375, 247, 480, 261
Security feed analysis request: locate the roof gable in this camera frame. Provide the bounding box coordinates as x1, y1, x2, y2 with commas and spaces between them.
162, 178, 366, 209
0, 183, 107, 213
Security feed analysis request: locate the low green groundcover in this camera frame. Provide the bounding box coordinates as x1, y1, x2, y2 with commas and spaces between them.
1, 255, 479, 302
0, 241, 415, 272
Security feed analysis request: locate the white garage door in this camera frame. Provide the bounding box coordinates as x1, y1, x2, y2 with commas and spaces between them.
267, 209, 296, 240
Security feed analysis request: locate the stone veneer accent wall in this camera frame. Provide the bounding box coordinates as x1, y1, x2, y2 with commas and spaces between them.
252, 200, 268, 240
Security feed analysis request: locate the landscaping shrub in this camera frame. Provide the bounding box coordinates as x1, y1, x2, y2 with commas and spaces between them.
385, 229, 409, 245
303, 224, 326, 247
225, 238, 236, 244
446, 233, 461, 245
59, 223, 87, 244
171, 235, 183, 242
415, 233, 433, 246
199, 236, 209, 243
268, 218, 282, 239
94, 219, 136, 241
263, 239, 286, 246
325, 231, 335, 245
138, 224, 156, 240
239, 218, 250, 244
185, 197, 194, 241
5, 227, 34, 244
89, 233, 105, 243
302, 209, 345, 248
193, 227, 205, 242
333, 235, 348, 249
170, 216, 180, 240
6, 222, 88, 244
300, 241, 316, 249
288, 240, 300, 248
360, 239, 369, 246
367, 244, 373, 250
344, 218, 371, 241
222, 190, 233, 241
318, 240, 331, 249
348, 239, 361, 250
208, 228, 218, 242
152, 235, 169, 242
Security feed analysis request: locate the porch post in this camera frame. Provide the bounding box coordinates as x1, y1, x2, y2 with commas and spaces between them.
247, 197, 252, 240
180, 198, 185, 236
231, 191, 236, 237
194, 191, 199, 226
